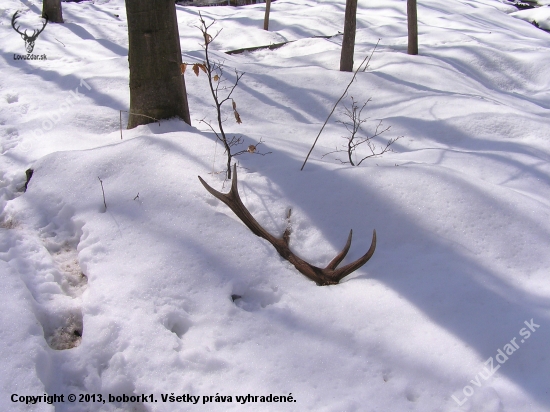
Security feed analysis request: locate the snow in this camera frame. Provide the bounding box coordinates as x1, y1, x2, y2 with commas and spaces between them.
512, 6, 550, 30
1, 0, 550, 411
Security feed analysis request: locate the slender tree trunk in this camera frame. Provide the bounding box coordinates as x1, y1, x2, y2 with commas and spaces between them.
407, 0, 418, 55
340, 0, 358, 72
263, 0, 271, 31
42, 0, 63, 23
125, 0, 191, 129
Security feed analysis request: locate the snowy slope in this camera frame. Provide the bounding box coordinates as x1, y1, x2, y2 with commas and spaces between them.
1, 0, 550, 411
512, 6, 550, 30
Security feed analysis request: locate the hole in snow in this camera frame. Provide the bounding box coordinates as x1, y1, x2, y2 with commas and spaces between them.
231, 286, 281, 312
6, 94, 18, 104
47, 314, 83, 350
161, 312, 191, 338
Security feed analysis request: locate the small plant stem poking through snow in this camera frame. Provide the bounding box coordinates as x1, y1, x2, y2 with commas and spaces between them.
301, 40, 380, 171
98, 177, 107, 211
322, 96, 401, 165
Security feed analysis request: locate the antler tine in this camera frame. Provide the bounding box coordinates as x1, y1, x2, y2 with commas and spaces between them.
331, 229, 376, 282
198, 164, 274, 241
325, 229, 353, 270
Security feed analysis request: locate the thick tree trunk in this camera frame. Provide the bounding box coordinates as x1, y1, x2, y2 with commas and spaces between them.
42, 0, 63, 23
407, 0, 418, 55
125, 0, 191, 129
340, 0, 358, 72
263, 0, 271, 31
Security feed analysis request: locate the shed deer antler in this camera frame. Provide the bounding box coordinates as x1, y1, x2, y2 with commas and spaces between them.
198, 165, 376, 285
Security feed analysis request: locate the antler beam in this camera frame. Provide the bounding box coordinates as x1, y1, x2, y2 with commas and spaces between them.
198, 165, 376, 286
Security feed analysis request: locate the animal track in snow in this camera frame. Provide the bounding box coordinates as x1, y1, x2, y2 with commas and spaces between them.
38, 207, 87, 350
5, 93, 18, 104
0, 127, 21, 154
231, 284, 281, 312
0, 197, 87, 350
159, 308, 192, 339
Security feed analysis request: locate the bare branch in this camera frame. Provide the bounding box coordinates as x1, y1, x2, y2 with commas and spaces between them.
233, 137, 272, 157
301, 39, 380, 171
323, 97, 401, 166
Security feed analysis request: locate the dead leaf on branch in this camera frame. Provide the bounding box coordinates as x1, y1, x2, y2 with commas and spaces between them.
234, 110, 242, 124
232, 99, 237, 111
180, 63, 187, 74
192, 64, 200, 76
213, 74, 219, 82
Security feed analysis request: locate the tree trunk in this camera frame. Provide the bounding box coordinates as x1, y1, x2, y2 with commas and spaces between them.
340, 0, 358, 72
263, 0, 271, 31
42, 0, 63, 23
125, 0, 191, 129
407, 0, 418, 55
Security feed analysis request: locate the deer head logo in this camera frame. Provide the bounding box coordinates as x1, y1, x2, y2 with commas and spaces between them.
11, 11, 48, 54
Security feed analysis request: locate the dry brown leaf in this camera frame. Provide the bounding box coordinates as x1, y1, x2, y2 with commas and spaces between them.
247, 145, 256, 153
192, 64, 200, 77
232, 100, 237, 111
234, 110, 242, 124
213, 74, 219, 82
180, 63, 187, 74
204, 33, 212, 44
198, 63, 207, 74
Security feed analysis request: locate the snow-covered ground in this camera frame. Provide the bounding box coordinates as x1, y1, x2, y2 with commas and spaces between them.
511, 5, 550, 31
1, 0, 550, 411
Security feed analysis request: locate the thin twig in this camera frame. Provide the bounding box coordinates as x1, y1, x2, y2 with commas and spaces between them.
322, 96, 400, 166
119, 110, 161, 139
211, 138, 218, 175
232, 137, 272, 156
301, 39, 380, 171
98, 177, 107, 211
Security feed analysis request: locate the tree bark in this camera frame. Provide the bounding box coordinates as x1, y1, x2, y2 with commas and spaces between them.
125, 0, 191, 129
263, 0, 271, 31
340, 0, 357, 72
407, 0, 418, 55
42, 0, 63, 23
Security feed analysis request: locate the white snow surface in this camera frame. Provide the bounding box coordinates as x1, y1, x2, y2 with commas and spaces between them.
512, 6, 550, 30
1, 0, 550, 411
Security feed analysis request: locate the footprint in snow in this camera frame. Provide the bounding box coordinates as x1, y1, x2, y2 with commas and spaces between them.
0, 194, 87, 350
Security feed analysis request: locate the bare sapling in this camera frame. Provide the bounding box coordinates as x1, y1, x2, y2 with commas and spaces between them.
301, 39, 380, 171
322, 96, 401, 166
188, 12, 269, 179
